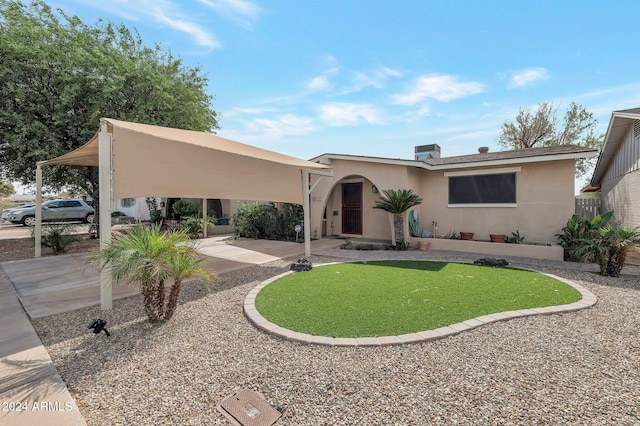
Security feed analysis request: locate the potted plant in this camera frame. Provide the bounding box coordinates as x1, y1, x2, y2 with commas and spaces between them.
490, 234, 506, 243
460, 231, 474, 240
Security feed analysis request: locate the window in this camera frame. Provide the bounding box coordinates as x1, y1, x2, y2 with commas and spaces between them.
447, 170, 518, 206
62, 200, 82, 207
121, 198, 135, 208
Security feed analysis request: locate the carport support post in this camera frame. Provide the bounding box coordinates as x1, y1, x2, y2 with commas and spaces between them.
202, 198, 207, 238
303, 170, 311, 257
99, 123, 113, 311
34, 163, 43, 257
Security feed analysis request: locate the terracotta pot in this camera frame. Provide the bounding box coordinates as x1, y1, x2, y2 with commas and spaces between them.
460, 232, 474, 240
490, 234, 506, 243
418, 241, 429, 251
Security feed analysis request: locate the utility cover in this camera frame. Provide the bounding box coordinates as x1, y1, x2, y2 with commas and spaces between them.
219, 389, 281, 426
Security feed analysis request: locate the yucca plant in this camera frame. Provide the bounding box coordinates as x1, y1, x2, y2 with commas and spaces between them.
94, 225, 213, 322
373, 189, 423, 250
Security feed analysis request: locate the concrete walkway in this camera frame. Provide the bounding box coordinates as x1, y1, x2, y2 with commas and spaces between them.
0, 236, 339, 426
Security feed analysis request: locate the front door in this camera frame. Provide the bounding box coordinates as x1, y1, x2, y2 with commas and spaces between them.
342, 182, 362, 235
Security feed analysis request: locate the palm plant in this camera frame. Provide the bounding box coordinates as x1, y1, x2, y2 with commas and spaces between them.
94, 225, 213, 322
373, 189, 423, 250
575, 222, 640, 277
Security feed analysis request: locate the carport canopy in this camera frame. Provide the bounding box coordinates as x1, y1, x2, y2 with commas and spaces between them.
35, 118, 332, 309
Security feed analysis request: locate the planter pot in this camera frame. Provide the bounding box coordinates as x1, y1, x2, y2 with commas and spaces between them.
460, 232, 474, 241
490, 234, 506, 243
418, 241, 429, 251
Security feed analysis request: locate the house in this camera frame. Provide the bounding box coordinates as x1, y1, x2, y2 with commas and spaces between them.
309, 144, 597, 245
590, 108, 640, 229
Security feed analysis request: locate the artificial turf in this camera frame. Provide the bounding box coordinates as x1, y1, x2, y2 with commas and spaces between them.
254, 260, 582, 338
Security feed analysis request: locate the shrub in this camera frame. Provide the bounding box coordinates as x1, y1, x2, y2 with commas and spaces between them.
574, 222, 640, 277
180, 216, 216, 239
38, 223, 79, 254
506, 230, 525, 244
231, 202, 303, 241
171, 200, 199, 218
556, 211, 614, 261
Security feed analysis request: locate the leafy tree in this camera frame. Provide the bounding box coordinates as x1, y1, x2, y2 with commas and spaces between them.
497, 101, 602, 177
0, 0, 219, 212
94, 225, 212, 322
0, 179, 15, 197
373, 189, 423, 250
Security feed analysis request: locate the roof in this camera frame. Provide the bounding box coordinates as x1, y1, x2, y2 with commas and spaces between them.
40, 118, 331, 203
311, 144, 598, 171
591, 108, 640, 185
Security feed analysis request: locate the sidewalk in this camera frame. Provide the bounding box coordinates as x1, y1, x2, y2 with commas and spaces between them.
0, 272, 85, 426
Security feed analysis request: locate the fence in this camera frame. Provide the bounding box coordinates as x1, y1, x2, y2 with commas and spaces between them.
575, 198, 601, 220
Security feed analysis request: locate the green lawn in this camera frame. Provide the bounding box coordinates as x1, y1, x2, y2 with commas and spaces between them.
254, 260, 582, 338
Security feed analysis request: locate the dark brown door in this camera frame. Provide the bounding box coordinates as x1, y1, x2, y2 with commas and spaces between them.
342, 182, 362, 234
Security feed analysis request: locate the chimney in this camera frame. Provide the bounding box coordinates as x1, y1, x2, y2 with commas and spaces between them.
415, 144, 441, 161
478, 146, 489, 154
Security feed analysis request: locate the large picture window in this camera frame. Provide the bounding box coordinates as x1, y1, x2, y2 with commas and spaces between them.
448, 173, 516, 205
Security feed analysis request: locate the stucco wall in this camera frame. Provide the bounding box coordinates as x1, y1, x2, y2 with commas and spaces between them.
420, 161, 575, 244
311, 157, 577, 244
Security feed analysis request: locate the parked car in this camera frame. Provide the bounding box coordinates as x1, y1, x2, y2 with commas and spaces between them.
2, 203, 35, 222
7, 199, 95, 227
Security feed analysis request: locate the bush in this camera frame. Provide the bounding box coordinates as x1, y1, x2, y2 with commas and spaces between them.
574, 222, 640, 277
231, 202, 303, 241
180, 216, 216, 239
556, 211, 614, 261
38, 223, 79, 254
171, 200, 199, 218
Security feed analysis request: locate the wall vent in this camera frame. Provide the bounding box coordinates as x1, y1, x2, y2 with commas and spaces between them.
634, 119, 640, 138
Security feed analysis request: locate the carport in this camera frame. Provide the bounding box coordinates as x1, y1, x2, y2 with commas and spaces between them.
34, 118, 332, 310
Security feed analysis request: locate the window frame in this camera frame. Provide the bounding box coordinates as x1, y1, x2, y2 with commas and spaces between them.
445, 167, 520, 208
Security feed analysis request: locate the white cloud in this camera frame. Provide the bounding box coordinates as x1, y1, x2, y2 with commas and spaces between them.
196, 0, 263, 30
319, 102, 384, 126
249, 114, 319, 139
74, 0, 221, 49
350, 66, 403, 90
308, 76, 331, 91
509, 68, 550, 88
391, 74, 485, 105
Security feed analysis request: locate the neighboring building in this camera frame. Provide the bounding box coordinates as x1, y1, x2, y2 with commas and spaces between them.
112, 197, 159, 221
590, 108, 640, 229
309, 144, 597, 245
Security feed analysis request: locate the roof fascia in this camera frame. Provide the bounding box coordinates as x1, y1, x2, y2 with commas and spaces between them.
315, 151, 596, 171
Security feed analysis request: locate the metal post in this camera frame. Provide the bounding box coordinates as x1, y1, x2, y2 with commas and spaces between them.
98, 123, 113, 311
202, 198, 207, 238
302, 170, 311, 257
34, 163, 43, 257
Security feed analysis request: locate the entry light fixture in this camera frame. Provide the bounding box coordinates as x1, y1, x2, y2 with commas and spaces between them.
372, 185, 379, 194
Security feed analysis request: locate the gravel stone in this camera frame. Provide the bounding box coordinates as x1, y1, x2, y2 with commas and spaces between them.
31, 253, 640, 425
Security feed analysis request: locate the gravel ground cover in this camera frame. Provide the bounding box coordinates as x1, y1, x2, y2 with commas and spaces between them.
29, 251, 640, 425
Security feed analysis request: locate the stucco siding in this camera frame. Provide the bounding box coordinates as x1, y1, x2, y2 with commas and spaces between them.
311, 157, 577, 244
416, 161, 575, 244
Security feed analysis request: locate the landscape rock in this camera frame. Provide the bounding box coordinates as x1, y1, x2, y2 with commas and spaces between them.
473, 257, 509, 267
290, 258, 313, 272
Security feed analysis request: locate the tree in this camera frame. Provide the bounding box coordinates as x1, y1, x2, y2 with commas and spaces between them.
373, 189, 423, 250
0, 0, 219, 212
94, 225, 212, 322
498, 101, 602, 177
0, 180, 15, 197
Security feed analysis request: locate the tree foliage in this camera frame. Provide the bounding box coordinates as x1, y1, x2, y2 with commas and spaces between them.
0, 0, 219, 198
497, 101, 602, 177
0, 179, 15, 197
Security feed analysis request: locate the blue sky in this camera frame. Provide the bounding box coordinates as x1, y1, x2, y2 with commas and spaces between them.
44, 0, 640, 163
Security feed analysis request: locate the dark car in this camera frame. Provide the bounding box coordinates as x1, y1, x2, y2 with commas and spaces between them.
8, 199, 95, 226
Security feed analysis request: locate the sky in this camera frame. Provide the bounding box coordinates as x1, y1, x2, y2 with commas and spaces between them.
36, 1, 640, 166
